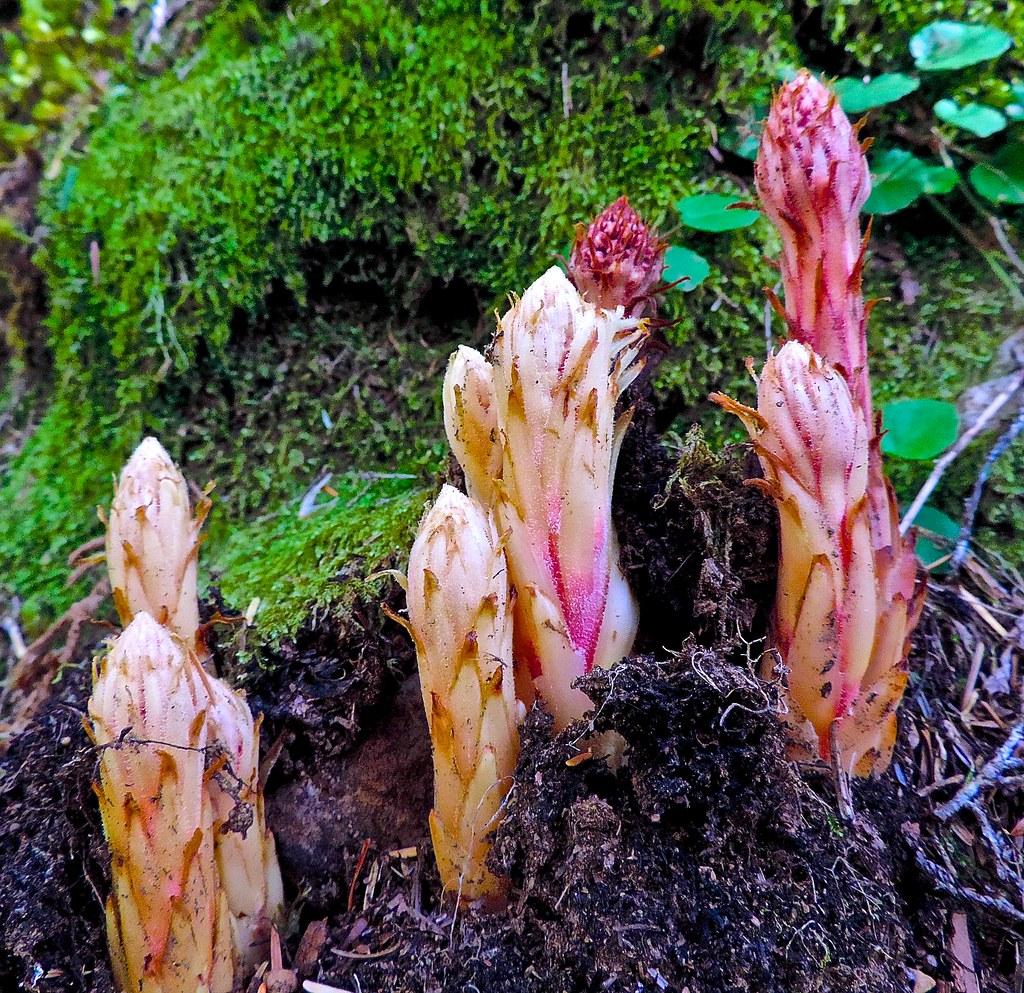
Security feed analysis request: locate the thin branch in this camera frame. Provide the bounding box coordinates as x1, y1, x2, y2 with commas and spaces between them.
913, 845, 1024, 926
935, 720, 1024, 821
901, 366, 1024, 535
954, 401, 1024, 568
990, 216, 1024, 278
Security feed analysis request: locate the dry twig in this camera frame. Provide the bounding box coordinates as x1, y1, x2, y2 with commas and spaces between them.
901, 367, 1024, 536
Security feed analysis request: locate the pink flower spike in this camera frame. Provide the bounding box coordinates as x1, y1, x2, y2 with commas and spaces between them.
493, 266, 645, 730
756, 71, 873, 416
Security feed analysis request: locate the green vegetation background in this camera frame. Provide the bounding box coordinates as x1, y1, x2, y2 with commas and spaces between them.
0, 0, 1021, 645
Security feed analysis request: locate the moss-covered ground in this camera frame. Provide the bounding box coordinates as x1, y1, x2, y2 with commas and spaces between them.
0, 0, 1020, 646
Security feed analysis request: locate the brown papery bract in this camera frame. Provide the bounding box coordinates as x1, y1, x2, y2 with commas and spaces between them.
405, 485, 520, 905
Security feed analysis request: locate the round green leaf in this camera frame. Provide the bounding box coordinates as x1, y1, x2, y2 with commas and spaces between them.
864, 148, 957, 214
908, 504, 960, 572
676, 194, 759, 232
664, 246, 710, 292
934, 99, 1006, 137
969, 143, 1024, 204
834, 73, 920, 114
881, 399, 960, 460
1007, 83, 1024, 117
910, 21, 1013, 72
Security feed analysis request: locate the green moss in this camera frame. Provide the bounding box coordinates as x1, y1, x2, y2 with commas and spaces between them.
155, 313, 452, 530
0, 0, 127, 158
8, 0, 797, 629
36, 0, 752, 386
654, 225, 779, 421
0, 387, 136, 630
210, 475, 427, 645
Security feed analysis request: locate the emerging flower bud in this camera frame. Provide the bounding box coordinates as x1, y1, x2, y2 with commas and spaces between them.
755, 71, 873, 415
405, 485, 519, 905
568, 196, 665, 317
201, 673, 284, 975
106, 437, 204, 647
713, 343, 915, 775
753, 73, 924, 773
88, 613, 233, 993
443, 346, 501, 506
493, 266, 644, 730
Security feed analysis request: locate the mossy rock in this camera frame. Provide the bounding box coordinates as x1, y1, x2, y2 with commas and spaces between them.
1, 0, 1021, 644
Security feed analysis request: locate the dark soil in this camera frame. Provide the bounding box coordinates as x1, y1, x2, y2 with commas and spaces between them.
0, 664, 113, 993
0, 410, 998, 993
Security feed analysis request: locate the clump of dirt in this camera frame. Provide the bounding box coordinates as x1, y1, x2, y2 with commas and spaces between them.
0, 663, 114, 993
613, 402, 777, 652
237, 590, 432, 914
307, 647, 911, 993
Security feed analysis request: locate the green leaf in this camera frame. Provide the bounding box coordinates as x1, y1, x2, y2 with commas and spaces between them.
1007, 83, 1024, 118
676, 193, 759, 232
0, 120, 39, 150
934, 98, 1006, 137
864, 148, 957, 214
834, 73, 920, 114
969, 143, 1024, 204
720, 127, 760, 161
664, 246, 710, 292
908, 504, 960, 572
881, 399, 960, 460
910, 21, 1013, 71
720, 105, 767, 161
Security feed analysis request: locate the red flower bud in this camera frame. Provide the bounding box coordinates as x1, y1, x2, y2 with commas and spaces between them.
568, 196, 665, 318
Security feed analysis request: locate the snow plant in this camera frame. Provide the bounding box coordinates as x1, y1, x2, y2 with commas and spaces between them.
89, 613, 235, 993
403, 485, 520, 905
443, 345, 501, 507
444, 266, 648, 729
568, 195, 665, 318
402, 200, 663, 902
106, 437, 206, 649
93, 438, 283, 991
716, 72, 924, 776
